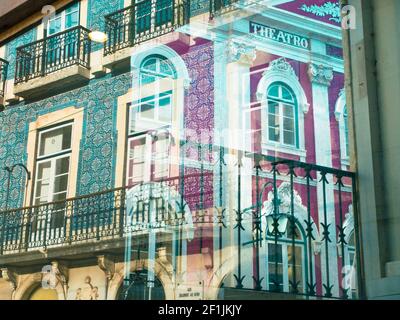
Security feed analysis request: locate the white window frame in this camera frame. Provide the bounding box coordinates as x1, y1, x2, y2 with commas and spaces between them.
126, 131, 171, 186
33, 123, 73, 205
130, 91, 173, 133
256, 58, 309, 161
46, 2, 80, 36
266, 83, 298, 147
34, 154, 71, 204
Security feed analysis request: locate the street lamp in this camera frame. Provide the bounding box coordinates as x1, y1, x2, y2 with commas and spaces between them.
3, 163, 31, 210
266, 213, 289, 235
89, 31, 108, 43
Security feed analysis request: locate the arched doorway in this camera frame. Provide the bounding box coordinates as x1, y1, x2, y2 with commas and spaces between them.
118, 270, 165, 300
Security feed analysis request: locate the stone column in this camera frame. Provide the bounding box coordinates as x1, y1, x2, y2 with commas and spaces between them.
224, 39, 256, 290
308, 62, 340, 297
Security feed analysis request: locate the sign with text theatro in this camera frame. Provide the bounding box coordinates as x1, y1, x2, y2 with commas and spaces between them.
249, 21, 310, 50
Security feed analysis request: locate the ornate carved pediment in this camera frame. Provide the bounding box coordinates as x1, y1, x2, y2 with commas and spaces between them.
263, 182, 304, 215
264, 57, 297, 79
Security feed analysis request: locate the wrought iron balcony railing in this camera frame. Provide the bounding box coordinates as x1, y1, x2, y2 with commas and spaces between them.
0, 58, 8, 99
15, 26, 91, 84
104, 0, 190, 56
0, 142, 362, 299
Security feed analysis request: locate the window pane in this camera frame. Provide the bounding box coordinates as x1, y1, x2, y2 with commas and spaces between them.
159, 59, 175, 77
65, 11, 79, 29
268, 100, 279, 114
39, 125, 72, 157
35, 180, 50, 204
140, 101, 155, 120
128, 137, 147, 184
158, 96, 172, 123
55, 157, 70, 175
37, 161, 52, 180
283, 130, 295, 146
48, 16, 62, 35
268, 242, 284, 292
53, 192, 67, 202
268, 85, 279, 98
269, 126, 280, 142
268, 243, 283, 262
288, 246, 304, 292
140, 74, 156, 85
268, 100, 280, 142
152, 136, 170, 179
65, 2, 79, 14
53, 175, 69, 193
282, 103, 294, 118
142, 57, 157, 71
281, 86, 294, 102
283, 117, 294, 132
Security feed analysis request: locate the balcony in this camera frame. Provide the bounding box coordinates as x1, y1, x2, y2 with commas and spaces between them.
103, 0, 190, 68
14, 26, 91, 99
0, 58, 8, 108
0, 142, 362, 299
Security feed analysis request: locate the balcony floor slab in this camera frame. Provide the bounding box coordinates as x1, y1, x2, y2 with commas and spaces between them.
14, 65, 91, 100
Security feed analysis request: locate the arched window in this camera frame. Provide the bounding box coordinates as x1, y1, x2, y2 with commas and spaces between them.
134, 54, 177, 126
335, 89, 349, 166
139, 54, 177, 85
118, 270, 165, 300
256, 58, 309, 160
127, 55, 177, 185
266, 82, 298, 147
265, 218, 307, 293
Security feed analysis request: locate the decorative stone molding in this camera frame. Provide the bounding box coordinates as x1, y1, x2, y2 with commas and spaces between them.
226, 40, 256, 65
50, 261, 69, 299
265, 57, 297, 79
75, 276, 99, 300
308, 63, 334, 86
1, 268, 18, 291
51, 261, 69, 284
97, 255, 115, 281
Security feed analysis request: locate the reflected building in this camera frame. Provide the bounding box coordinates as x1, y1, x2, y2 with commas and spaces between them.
0, 0, 359, 300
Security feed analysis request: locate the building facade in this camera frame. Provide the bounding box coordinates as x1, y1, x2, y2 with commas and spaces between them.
0, 0, 360, 300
